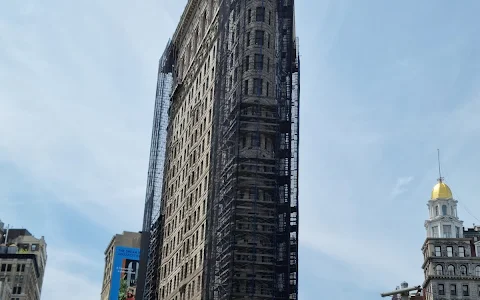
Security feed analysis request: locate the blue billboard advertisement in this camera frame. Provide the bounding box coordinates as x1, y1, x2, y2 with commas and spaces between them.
110, 246, 140, 300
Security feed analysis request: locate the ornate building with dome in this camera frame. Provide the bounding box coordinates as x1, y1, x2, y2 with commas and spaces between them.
421, 178, 480, 299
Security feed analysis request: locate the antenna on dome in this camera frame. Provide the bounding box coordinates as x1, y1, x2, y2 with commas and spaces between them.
437, 149, 444, 182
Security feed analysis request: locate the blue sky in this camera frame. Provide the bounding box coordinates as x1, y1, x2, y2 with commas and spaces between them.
1, 0, 480, 299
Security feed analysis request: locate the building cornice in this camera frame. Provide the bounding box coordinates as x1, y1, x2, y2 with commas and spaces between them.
171, 0, 202, 47
423, 274, 480, 288
421, 237, 471, 250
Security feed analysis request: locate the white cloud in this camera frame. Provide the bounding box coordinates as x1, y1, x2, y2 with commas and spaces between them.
391, 176, 414, 199
40, 245, 103, 300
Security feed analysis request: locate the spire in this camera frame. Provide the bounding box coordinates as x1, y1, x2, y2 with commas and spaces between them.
437, 149, 444, 183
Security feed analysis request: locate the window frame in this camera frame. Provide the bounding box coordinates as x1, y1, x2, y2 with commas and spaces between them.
462, 284, 469, 296
435, 264, 443, 275
255, 6, 265, 22
253, 78, 263, 95
459, 246, 465, 257
254, 54, 264, 70
438, 284, 445, 295
447, 265, 455, 275
447, 246, 453, 257
451, 284, 457, 296
254, 30, 265, 46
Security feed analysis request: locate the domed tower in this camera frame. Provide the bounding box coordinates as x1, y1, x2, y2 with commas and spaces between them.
424, 178, 463, 239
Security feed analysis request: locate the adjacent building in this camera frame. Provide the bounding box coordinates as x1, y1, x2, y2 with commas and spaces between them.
421, 179, 480, 299
101, 231, 141, 300
0, 279, 12, 300
138, 0, 300, 299
0, 222, 47, 300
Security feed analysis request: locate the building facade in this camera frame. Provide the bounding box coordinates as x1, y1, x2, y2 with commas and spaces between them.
138, 1, 300, 299
421, 180, 480, 299
0, 279, 12, 300
0, 225, 47, 300
101, 231, 141, 300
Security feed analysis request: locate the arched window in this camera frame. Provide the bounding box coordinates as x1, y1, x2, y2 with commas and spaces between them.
447, 265, 455, 275
475, 266, 480, 276
442, 205, 448, 215
436, 265, 443, 275
435, 206, 439, 216
460, 265, 467, 276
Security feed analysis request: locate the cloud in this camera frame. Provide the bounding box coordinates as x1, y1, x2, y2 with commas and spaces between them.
391, 176, 414, 199
41, 246, 102, 300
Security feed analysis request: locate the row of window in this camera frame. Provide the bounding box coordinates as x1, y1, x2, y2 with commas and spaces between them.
0, 264, 26, 273
434, 264, 480, 276
431, 225, 461, 238
432, 204, 457, 217
438, 283, 479, 296
434, 245, 466, 257
243, 78, 271, 96
246, 6, 273, 25
161, 265, 202, 299
12, 286, 22, 295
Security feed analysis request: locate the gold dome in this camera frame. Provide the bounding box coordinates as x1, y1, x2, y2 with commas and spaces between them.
431, 180, 453, 200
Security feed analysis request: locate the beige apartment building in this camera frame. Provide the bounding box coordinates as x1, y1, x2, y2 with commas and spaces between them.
101, 231, 141, 300
139, 0, 299, 300
0, 224, 47, 300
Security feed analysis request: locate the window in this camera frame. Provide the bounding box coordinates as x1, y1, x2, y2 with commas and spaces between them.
442, 205, 447, 215
268, 11, 272, 25
462, 284, 469, 296
6, 264, 11, 272
478, 285, 480, 296
435, 206, 439, 216
447, 265, 455, 275
31, 244, 39, 251
447, 246, 453, 257
254, 54, 264, 70
460, 265, 467, 275
252, 133, 260, 147
456, 227, 461, 238
254, 30, 264, 45
256, 6, 265, 22
450, 284, 457, 295
246, 31, 251, 46
267, 57, 270, 72
266, 82, 270, 97
443, 225, 452, 238
432, 226, 439, 238
435, 265, 443, 275
247, 9, 251, 23
12, 286, 21, 294
0, 264, 5, 272
253, 78, 263, 95
459, 246, 465, 257
435, 246, 441, 256
475, 266, 480, 276
244, 79, 249, 95
477, 246, 480, 257
245, 55, 250, 71
438, 284, 445, 295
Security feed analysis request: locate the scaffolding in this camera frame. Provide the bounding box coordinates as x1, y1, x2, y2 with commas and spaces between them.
204, 0, 299, 299
138, 41, 175, 300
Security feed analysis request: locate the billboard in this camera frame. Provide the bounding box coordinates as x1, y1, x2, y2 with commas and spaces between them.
110, 246, 140, 300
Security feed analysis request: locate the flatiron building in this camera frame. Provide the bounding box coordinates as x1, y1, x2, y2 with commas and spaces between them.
138, 1, 300, 299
